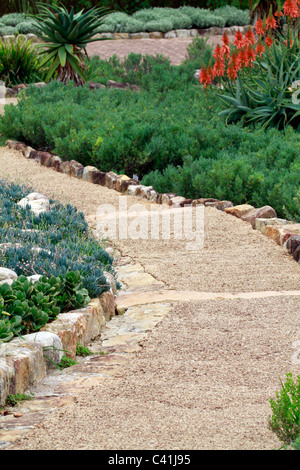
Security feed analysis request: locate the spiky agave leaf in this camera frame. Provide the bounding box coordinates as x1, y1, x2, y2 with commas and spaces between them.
33, 2, 112, 86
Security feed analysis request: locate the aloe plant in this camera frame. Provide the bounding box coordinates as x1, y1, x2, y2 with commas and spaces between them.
34, 3, 110, 86
218, 32, 300, 130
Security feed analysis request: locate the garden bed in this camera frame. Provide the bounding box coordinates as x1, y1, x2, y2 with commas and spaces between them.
0, 178, 119, 405
2, 73, 299, 223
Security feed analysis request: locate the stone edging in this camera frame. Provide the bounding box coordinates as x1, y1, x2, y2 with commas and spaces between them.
0, 291, 116, 407
5, 139, 300, 266
0, 25, 253, 43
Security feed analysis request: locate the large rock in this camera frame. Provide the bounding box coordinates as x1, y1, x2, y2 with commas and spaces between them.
69, 160, 84, 178
105, 172, 118, 190
149, 31, 164, 39
282, 224, 300, 236
225, 204, 255, 218
176, 29, 192, 38
0, 268, 17, 282
82, 166, 106, 185
22, 332, 64, 369
265, 225, 293, 246
0, 339, 46, 399
115, 175, 131, 192
168, 196, 190, 208
0, 359, 15, 407
215, 201, 234, 211
50, 155, 63, 171
127, 185, 142, 197
254, 217, 290, 235
17, 192, 50, 216
241, 205, 277, 228
285, 235, 300, 255
164, 30, 177, 38
293, 246, 300, 262
158, 193, 178, 205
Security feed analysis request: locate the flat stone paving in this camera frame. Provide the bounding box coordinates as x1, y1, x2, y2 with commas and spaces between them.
86, 36, 229, 65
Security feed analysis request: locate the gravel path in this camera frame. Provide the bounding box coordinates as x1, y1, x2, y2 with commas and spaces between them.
0, 147, 300, 450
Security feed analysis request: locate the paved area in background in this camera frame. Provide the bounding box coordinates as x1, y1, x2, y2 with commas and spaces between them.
86, 36, 229, 64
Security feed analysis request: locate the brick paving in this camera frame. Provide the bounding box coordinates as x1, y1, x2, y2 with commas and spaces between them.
86, 35, 232, 65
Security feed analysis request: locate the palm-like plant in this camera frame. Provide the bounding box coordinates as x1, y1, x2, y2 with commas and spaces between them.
34, 3, 110, 86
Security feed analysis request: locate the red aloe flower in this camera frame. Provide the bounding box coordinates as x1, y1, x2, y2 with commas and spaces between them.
265, 35, 273, 48
255, 18, 265, 36
227, 63, 238, 81
213, 57, 225, 78
244, 26, 256, 45
283, 0, 300, 18
255, 37, 265, 57
238, 46, 249, 68
246, 44, 256, 66
199, 66, 212, 88
221, 31, 231, 57
266, 14, 277, 29
229, 50, 242, 74
213, 44, 222, 60
233, 30, 244, 49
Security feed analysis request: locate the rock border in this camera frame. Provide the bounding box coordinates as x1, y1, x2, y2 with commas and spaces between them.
0, 25, 253, 43
0, 291, 116, 407
5, 139, 300, 265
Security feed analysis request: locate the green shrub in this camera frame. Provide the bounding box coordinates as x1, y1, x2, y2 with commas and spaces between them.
183, 36, 213, 68
178, 6, 225, 28
0, 272, 90, 338
98, 6, 249, 33
98, 12, 131, 33
0, 36, 44, 86
0, 25, 17, 35
0, 13, 39, 35
16, 20, 39, 35
268, 373, 300, 446
144, 19, 174, 32
0, 13, 26, 27
123, 18, 145, 33
214, 5, 250, 26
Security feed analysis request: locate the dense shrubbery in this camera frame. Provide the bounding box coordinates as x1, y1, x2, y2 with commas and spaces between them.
97, 6, 250, 33
0, 13, 39, 36
1, 45, 299, 222
0, 1, 250, 17
0, 5, 250, 36
0, 180, 117, 300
